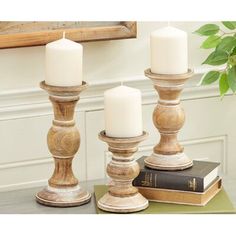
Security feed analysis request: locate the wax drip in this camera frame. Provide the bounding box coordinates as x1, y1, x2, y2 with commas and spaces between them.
63, 31, 66, 38
167, 21, 171, 27
120, 81, 123, 86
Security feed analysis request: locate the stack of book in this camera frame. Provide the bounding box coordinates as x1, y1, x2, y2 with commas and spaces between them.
133, 156, 222, 206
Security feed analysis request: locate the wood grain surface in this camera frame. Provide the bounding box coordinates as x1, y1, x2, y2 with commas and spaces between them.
0, 21, 137, 48
144, 69, 194, 170
97, 131, 149, 213
35, 81, 91, 207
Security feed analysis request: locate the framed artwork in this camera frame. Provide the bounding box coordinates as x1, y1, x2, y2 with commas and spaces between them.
0, 21, 137, 49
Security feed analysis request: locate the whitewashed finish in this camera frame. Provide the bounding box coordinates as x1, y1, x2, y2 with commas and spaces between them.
0, 112, 87, 191
88, 96, 235, 180
1, 21, 233, 192
0, 177, 235, 213
0, 73, 236, 191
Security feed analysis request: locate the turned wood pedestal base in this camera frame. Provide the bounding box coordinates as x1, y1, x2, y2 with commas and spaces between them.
144, 69, 194, 171
98, 192, 148, 213
36, 81, 91, 207
98, 131, 149, 213
36, 186, 91, 207
144, 152, 193, 171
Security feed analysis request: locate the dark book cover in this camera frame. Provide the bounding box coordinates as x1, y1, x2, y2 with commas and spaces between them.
133, 156, 220, 192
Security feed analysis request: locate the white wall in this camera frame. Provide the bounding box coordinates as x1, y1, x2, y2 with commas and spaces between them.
0, 21, 235, 191
0, 22, 210, 90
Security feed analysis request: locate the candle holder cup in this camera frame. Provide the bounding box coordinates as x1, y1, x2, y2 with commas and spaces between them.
144, 68, 194, 170
36, 81, 91, 207
98, 131, 149, 213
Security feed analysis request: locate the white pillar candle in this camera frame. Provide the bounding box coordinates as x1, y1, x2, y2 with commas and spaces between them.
45, 36, 83, 86
150, 26, 188, 74
104, 85, 143, 138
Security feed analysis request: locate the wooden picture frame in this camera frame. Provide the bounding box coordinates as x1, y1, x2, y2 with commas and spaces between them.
0, 21, 137, 49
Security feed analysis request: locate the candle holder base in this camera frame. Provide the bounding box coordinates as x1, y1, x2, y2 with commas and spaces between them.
98, 131, 149, 213
36, 81, 91, 207
144, 152, 193, 171
144, 69, 194, 171
36, 186, 91, 207
98, 191, 148, 213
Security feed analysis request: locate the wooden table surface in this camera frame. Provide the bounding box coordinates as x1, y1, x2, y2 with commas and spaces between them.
0, 178, 235, 214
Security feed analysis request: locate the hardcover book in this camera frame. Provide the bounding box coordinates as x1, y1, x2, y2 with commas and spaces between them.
133, 156, 220, 192
94, 184, 235, 214
137, 177, 222, 206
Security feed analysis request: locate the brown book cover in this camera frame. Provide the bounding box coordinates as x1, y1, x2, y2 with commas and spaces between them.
94, 181, 235, 214
133, 156, 220, 192
137, 177, 222, 206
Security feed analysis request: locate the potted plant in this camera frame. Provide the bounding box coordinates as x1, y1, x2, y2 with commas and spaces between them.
195, 22, 236, 97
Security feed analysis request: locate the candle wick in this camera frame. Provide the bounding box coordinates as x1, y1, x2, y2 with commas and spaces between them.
63, 31, 66, 39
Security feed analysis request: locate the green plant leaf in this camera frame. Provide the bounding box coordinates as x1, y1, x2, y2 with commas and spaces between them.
231, 46, 236, 55
227, 66, 236, 92
202, 50, 228, 65
201, 35, 221, 49
229, 55, 236, 66
222, 21, 236, 30
216, 36, 236, 53
219, 73, 229, 97
201, 71, 220, 85
195, 24, 219, 36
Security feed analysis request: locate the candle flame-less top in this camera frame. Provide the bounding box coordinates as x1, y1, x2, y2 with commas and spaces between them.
104, 85, 143, 138
45, 37, 83, 86
150, 26, 188, 75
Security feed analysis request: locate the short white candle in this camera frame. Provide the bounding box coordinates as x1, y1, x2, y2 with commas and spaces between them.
45, 35, 83, 86
104, 85, 143, 138
150, 26, 188, 74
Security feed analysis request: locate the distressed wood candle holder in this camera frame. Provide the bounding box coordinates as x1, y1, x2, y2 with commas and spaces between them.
144, 68, 194, 170
98, 131, 149, 213
36, 81, 91, 207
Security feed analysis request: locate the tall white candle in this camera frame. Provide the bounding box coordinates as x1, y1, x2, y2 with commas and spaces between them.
104, 85, 143, 138
150, 26, 188, 74
45, 36, 83, 86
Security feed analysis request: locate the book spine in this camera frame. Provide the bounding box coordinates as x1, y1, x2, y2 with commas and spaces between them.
133, 170, 204, 192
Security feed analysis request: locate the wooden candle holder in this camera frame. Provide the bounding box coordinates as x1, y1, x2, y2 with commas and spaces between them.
144, 68, 194, 170
98, 131, 149, 213
36, 81, 91, 207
